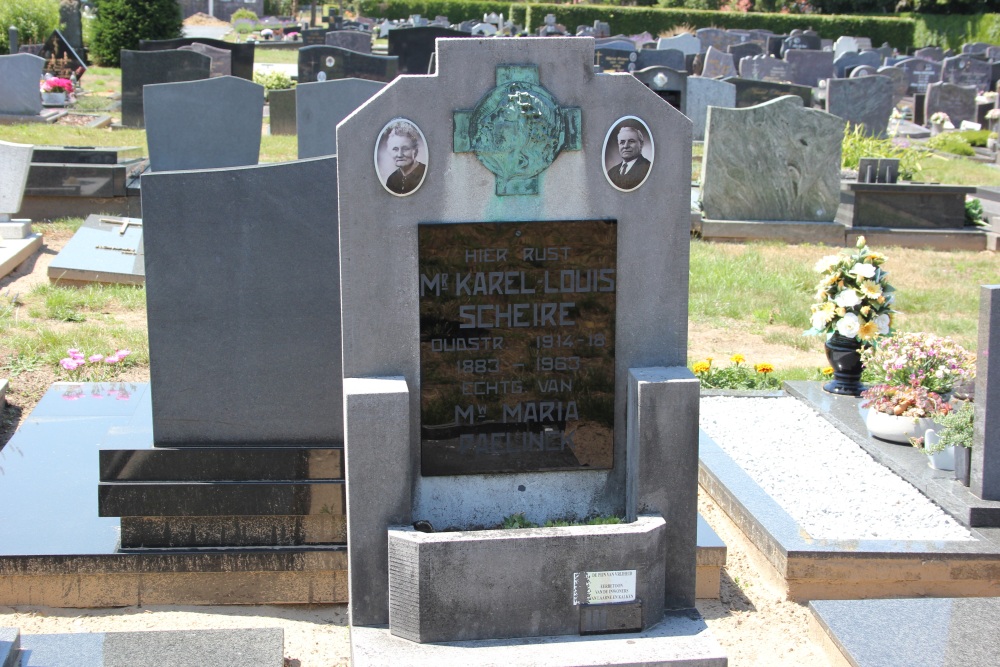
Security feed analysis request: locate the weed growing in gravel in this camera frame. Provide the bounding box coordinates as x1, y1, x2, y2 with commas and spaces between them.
692, 354, 781, 390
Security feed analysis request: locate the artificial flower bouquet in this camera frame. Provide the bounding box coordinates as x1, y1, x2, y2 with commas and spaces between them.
861, 381, 951, 418
859, 332, 975, 395
41, 77, 74, 94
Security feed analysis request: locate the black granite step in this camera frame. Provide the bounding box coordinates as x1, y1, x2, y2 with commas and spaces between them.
98, 480, 345, 517
99, 446, 344, 482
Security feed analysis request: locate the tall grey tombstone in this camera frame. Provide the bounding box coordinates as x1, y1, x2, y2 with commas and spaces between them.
972, 285, 1000, 501
296, 78, 385, 158
943, 54, 992, 93
877, 65, 909, 104
8, 26, 17, 54
833, 35, 860, 60
338, 36, 699, 632
925, 81, 977, 127
897, 57, 942, 95
988, 46, 1000, 62
683, 77, 736, 141
656, 33, 699, 56
696, 28, 730, 54
739, 54, 789, 82
0, 53, 44, 116
826, 75, 893, 138
0, 140, 33, 220
833, 50, 882, 78
120, 49, 211, 128
325, 29, 372, 54
700, 45, 736, 79
144, 76, 264, 172
728, 42, 763, 68
915, 46, 945, 61
701, 95, 845, 221
178, 43, 232, 77
786, 49, 835, 87
58, 0, 83, 52
963, 42, 991, 56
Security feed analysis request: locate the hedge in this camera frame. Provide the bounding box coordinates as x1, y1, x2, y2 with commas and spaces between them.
356, 0, 516, 22
913, 12, 1000, 49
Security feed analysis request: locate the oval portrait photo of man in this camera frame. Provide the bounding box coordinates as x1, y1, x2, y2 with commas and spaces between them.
602, 116, 654, 192
374, 118, 428, 197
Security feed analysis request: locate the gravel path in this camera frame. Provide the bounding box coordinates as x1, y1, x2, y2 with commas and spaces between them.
700, 396, 973, 542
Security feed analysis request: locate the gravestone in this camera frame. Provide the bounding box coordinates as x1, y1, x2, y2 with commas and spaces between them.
972, 285, 1000, 501
914, 46, 945, 61
785, 49, 834, 87
781, 33, 822, 57
0, 54, 45, 117
144, 76, 264, 172
139, 38, 255, 80
963, 42, 991, 56
766, 35, 786, 58
596, 47, 638, 72
701, 95, 845, 221
656, 33, 699, 56
849, 65, 879, 77
46, 214, 144, 285
267, 88, 296, 136
298, 45, 398, 83
178, 43, 232, 77
337, 36, 704, 654
632, 66, 686, 110
943, 54, 992, 93
636, 48, 685, 71
296, 78, 385, 158
833, 36, 860, 60
388, 26, 473, 74
8, 26, 18, 54
684, 77, 736, 141
896, 58, 942, 95
596, 39, 637, 52
877, 65, 909, 104
696, 28, 731, 54
988, 46, 1000, 62
826, 75, 893, 138
832, 50, 882, 78
739, 54, 789, 83
925, 81, 977, 127
700, 46, 736, 79
725, 77, 811, 108
325, 29, 372, 53
301, 28, 327, 45
37, 29, 87, 79
120, 50, 211, 128
728, 42, 764, 68
59, 0, 84, 52
0, 140, 33, 221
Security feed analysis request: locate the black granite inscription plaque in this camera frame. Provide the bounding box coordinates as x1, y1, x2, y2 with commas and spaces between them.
419, 220, 616, 476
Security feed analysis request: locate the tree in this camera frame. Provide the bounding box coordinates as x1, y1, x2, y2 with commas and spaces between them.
0, 0, 60, 55
89, 0, 182, 66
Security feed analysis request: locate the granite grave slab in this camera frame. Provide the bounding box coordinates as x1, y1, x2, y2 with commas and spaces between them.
915, 46, 946, 61
298, 45, 398, 83
47, 215, 144, 285
826, 75, 894, 138
727, 42, 763, 67
120, 49, 211, 128
786, 49, 834, 87
635, 48, 684, 71
849, 65, 879, 77
973, 285, 1000, 501
877, 65, 909, 103
296, 78, 385, 158
0, 139, 34, 219
632, 66, 686, 109
36, 29, 86, 80
781, 33, 821, 57
833, 35, 860, 59
139, 38, 255, 80
696, 28, 731, 53
596, 46, 638, 72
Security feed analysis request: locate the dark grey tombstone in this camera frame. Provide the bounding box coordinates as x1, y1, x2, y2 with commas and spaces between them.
988, 46, 1000, 62
301, 28, 327, 45
726, 29, 752, 45
267, 87, 296, 136
925, 81, 977, 126
786, 49, 835, 87
875, 45, 894, 60
632, 66, 686, 110
8, 26, 17, 54
849, 65, 879, 77
827, 75, 894, 138
37, 29, 87, 79
635, 48, 684, 71
739, 54, 789, 83
656, 33, 699, 55
141, 156, 342, 445
596, 47, 638, 72
728, 42, 764, 68
963, 42, 991, 56
766, 35, 786, 58
897, 57, 943, 95
178, 43, 232, 77
296, 78, 385, 158
120, 49, 212, 129
943, 54, 992, 92
595, 38, 635, 51
696, 27, 730, 54
780, 33, 821, 57
144, 76, 263, 172
701, 46, 737, 79
725, 77, 812, 108
58, 0, 83, 52
325, 29, 372, 54
298, 45, 398, 83
972, 285, 1000, 501
139, 38, 255, 80
832, 50, 882, 78
388, 26, 472, 74
914, 46, 945, 61
0, 53, 45, 116
877, 65, 909, 104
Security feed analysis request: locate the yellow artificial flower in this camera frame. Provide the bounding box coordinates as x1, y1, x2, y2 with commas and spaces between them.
836, 307, 846, 317
755, 363, 774, 374
860, 305, 871, 317
730, 353, 745, 364
860, 280, 882, 299
865, 251, 886, 263
693, 361, 711, 374
857, 320, 879, 341
821, 366, 834, 376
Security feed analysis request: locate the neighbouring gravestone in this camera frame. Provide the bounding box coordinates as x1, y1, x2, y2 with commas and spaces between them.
120, 50, 212, 128
59, 0, 84, 52
833, 50, 882, 78
301, 28, 327, 45
632, 66, 686, 110
37, 29, 86, 80
726, 77, 811, 108
897, 57, 942, 95
925, 81, 977, 127
296, 78, 385, 158
785, 49, 834, 87
696, 28, 730, 53
963, 42, 991, 56
701, 95, 845, 221
178, 43, 232, 77
595, 38, 636, 51
781, 33, 821, 57
728, 42, 763, 68
972, 285, 1000, 501
0, 140, 33, 221
684, 77, 736, 141
337, 37, 704, 654
144, 76, 264, 172
849, 65, 879, 77
878, 65, 909, 104
139, 38, 255, 80
826, 75, 894, 138
700, 46, 736, 79
596, 46, 638, 72
636, 48, 685, 71
988, 46, 1000, 62
46, 214, 144, 285
833, 35, 860, 60
325, 29, 372, 53
267, 88, 296, 136
0, 54, 45, 117
739, 54, 789, 83
388, 26, 473, 74
943, 54, 992, 93
298, 45, 398, 83
914, 46, 945, 61
657, 33, 699, 56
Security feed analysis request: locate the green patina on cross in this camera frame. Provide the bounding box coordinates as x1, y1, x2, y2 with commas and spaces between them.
454, 65, 582, 196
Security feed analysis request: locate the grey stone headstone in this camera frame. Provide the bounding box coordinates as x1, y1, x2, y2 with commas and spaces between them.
987, 46, 1000, 62
855, 37, 873, 50
298, 44, 398, 83
833, 36, 860, 60
701, 95, 844, 221
849, 65, 879, 77
726, 76, 811, 108
656, 33, 699, 56
0, 53, 44, 116
595, 38, 635, 51
138, 38, 255, 80
963, 42, 991, 56
178, 43, 232, 77
877, 65, 909, 104
8, 26, 17, 54
325, 29, 372, 54
914, 46, 945, 61
786, 49, 835, 87
739, 54, 789, 83
141, 155, 342, 446
59, 0, 83, 52
120, 49, 212, 128
781, 33, 821, 57
684, 77, 736, 141
144, 76, 264, 172
973, 285, 1000, 501
0, 139, 33, 218
696, 28, 730, 54
896, 57, 942, 95
636, 48, 684, 71
833, 50, 882, 78
943, 54, 992, 92
826, 75, 894, 138
925, 81, 977, 126
728, 42, 764, 68
700, 46, 736, 79
267, 87, 296, 136
296, 78, 385, 158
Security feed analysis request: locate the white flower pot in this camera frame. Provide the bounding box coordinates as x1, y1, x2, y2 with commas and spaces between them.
865, 409, 935, 444
41, 91, 67, 106
924, 429, 955, 471
930, 122, 944, 136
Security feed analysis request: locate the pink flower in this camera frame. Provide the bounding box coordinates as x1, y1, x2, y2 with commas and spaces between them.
88, 354, 104, 363
60, 358, 80, 371
68, 349, 85, 361
116, 349, 131, 358
104, 355, 120, 364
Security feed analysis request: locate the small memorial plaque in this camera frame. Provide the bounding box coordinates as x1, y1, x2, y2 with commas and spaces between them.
418, 220, 616, 476
573, 570, 637, 605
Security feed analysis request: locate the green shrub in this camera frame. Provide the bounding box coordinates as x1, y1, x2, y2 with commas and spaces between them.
230, 7, 259, 23
254, 69, 295, 91
913, 13, 1000, 50
0, 0, 60, 55
842, 124, 925, 180
691, 354, 781, 390
926, 132, 975, 157
956, 129, 990, 147
965, 197, 985, 226
264, 0, 296, 15
89, 0, 183, 67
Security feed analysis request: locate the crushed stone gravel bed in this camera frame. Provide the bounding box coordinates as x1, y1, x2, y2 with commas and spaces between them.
700, 396, 974, 542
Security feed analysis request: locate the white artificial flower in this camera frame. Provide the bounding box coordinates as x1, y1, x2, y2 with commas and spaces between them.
874, 313, 890, 335
813, 255, 840, 273
850, 262, 877, 279
811, 311, 830, 329
836, 313, 860, 338
835, 289, 861, 308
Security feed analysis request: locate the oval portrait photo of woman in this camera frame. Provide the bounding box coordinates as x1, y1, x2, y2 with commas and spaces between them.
602, 116, 654, 192
374, 118, 428, 197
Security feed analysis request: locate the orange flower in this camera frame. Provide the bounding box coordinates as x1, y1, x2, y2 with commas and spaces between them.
755, 363, 774, 374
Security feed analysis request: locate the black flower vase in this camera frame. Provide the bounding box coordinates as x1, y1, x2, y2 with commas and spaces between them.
823, 333, 865, 396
